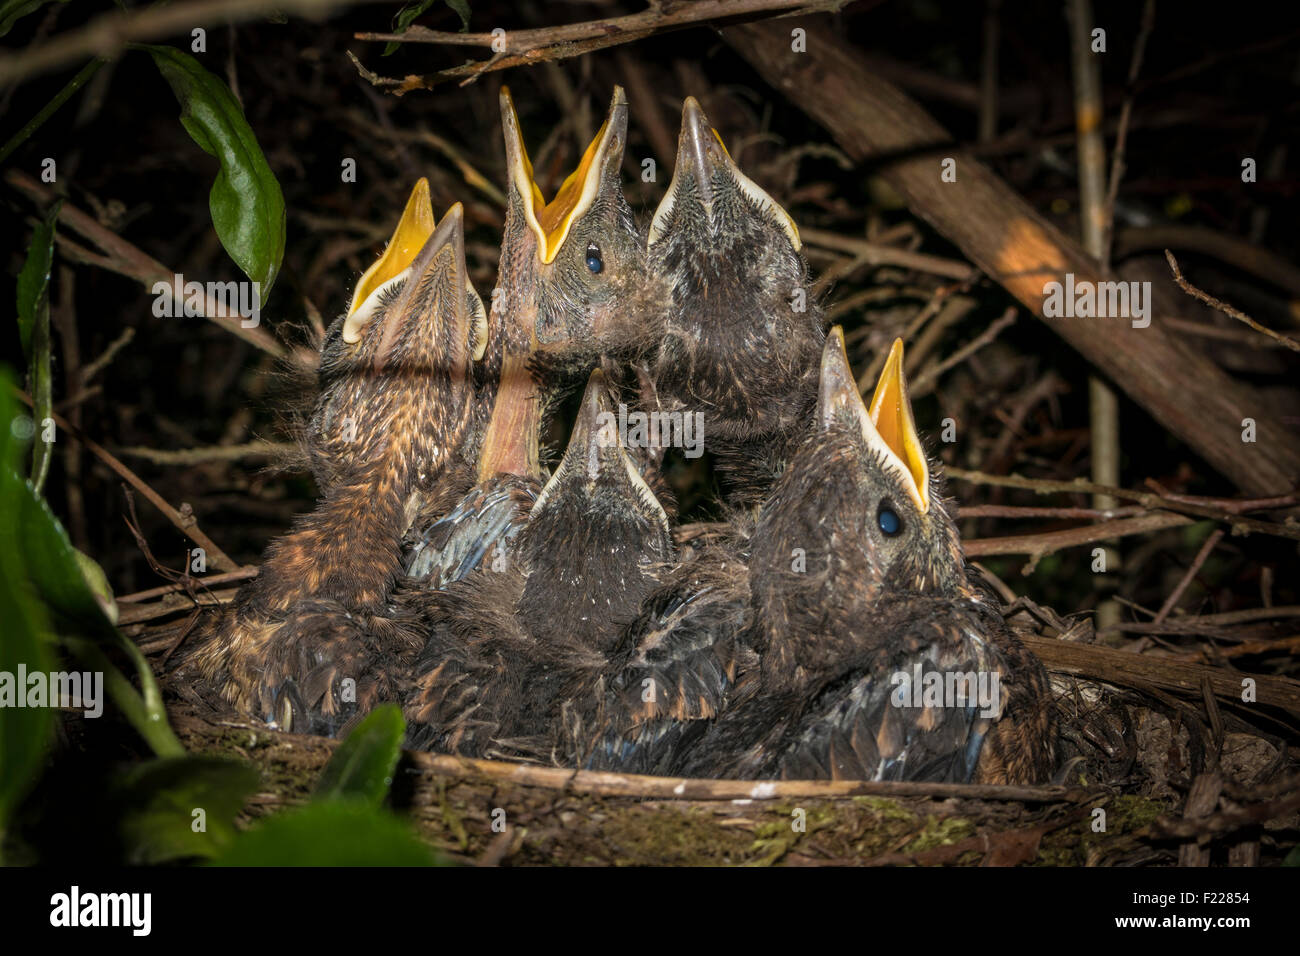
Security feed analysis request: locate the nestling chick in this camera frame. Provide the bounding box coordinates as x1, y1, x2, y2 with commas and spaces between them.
404, 368, 674, 756
675, 329, 1056, 783
645, 97, 826, 502
407, 87, 655, 587
575, 329, 1054, 784
182, 193, 484, 733
308, 179, 486, 491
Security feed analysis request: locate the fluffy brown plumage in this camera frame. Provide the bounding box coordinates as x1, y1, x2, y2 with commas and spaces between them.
180, 199, 483, 733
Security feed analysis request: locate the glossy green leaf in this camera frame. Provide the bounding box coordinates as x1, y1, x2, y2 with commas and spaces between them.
383, 0, 471, 55
0, 373, 56, 837
313, 704, 405, 806
143, 45, 285, 295
210, 801, 446, 866
116, 757, 260, 864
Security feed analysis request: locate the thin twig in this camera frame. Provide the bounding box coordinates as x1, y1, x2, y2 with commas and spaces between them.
118, 588, 240, 626
1100, 0, 1156, 272
115, 440, 295, 465
1163, 316, 1300, 349
81, 326, 135, 383
117, 567, 259, 604
1107, 605, 1300, 631
1164, 250, 1300, 352
963, 511, 1191, 562
352, 0, 855, 88
0, 0, 388, 86
1153, 528, 1224, 624
947, 467, 1300, 540
13, 386, 239, 572
910, 306, 1016, 395
961, 503, 1142, 520
802, 227, 975, 280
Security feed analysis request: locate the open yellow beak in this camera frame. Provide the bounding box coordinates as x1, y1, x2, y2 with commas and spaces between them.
344, 178, 437, 340
868, 339, 930, 513
818, 329, 930, 514
501, 86, 627, 265
649, 97, 800, 252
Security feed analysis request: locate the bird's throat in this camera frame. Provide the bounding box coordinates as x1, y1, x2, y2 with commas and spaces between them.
478, 354, 541, 480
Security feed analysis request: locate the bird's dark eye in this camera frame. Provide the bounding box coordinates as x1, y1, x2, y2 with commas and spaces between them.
877, 502, 902, 537
585, 243, 604, 274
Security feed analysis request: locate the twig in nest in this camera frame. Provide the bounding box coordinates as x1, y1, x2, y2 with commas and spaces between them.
963, 511, 1191, 565
121, 487, 200, 588
1021, 634, 1300, 719
115, 440, 294, 466
1105, 604, 1300, 633
1165, 250, 1300, 353
117, 568, 259, 604
801, 227, 975, 281
853, 281, 979, 393
1145, 787, 1300, 842
948, 468, 1300, 541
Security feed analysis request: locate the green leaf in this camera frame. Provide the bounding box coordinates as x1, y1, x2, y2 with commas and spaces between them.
2, 374, 182, 757
0, 0, 66, 38
383, 0, 471, 55
116, 757, 260, 864
210, 802, 446, 866
61, 635, 184, 758
313, 704, 405, 806
142, 45, 285, 295
15, 465, 120, 639
17, 200, 60, 493
73, 548, 118, 625
0, 372, 56, 838
15, 200, 57, 358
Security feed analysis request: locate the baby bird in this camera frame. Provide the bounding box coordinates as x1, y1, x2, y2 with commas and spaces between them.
406, 86, 652, 588
691, 330, 1054, 782
182, 190, 485, 734
578, 329, 1055, 784
306, 179, 486, 491
404, 369, 674, 757
644, 97, 827, 503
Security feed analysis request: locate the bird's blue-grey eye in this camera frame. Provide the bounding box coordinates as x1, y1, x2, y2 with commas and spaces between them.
878, 503, 902, 537
585, 243, 604, 274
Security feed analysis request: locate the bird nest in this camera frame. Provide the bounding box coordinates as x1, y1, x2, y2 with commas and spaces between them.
139, 601, 1299, 867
